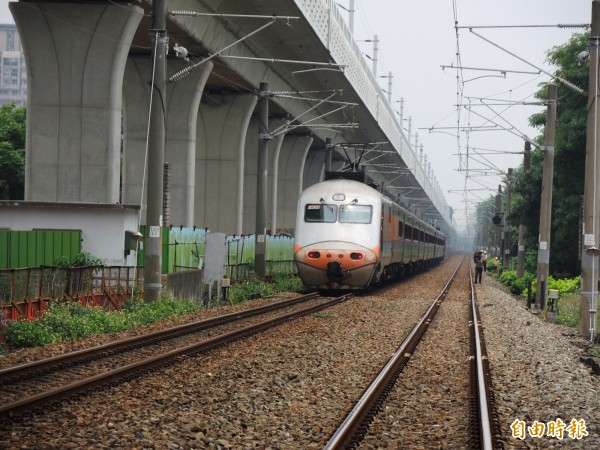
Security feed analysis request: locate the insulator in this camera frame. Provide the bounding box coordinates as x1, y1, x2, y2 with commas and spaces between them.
558, 23, 590, 29
169, 10, 199, 17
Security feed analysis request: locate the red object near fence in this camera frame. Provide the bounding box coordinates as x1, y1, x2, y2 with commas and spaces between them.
0, 266, 144, 325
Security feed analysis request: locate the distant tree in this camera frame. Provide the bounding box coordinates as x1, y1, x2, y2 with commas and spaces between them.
510, 32, 588, 277
0, 103, 26, 200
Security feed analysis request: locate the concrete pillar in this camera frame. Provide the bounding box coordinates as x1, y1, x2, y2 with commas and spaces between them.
243, 119, 260, 235
196, 94, 258, 235
10, 2, 143, 202
122, 57, 213, 225
269, 133, 286, 235
276, 135, 314, 231
302, 146, 329, 188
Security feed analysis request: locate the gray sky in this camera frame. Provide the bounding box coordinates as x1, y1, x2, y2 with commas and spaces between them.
1, 1, 592, 237
351, 0, 590, 235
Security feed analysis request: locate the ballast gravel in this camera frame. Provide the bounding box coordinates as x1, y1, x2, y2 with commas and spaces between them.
0, 256, 598, 449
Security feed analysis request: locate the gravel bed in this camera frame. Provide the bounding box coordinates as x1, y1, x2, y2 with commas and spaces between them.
477, 276, 600, 449
0, 258, 459, 449
360, 263, 472, 449
1, 257, 598, 450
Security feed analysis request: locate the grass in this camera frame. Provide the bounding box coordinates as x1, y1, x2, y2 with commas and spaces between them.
1, 274, 305, 351
1, 296, 199, 350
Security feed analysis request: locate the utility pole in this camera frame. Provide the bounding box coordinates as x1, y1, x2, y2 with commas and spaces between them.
503, 168, 513, 270
580, 0, 600, 340
493, 185, 502, 257
398, 97, 404, 124
145, 0, 167, 302
372, 35, 379, 77
517, 141, 531, 277
325, 137, 332, 172
255, 82, 270, 278
535, 84, 557, 311
348, 0, 355, 34
381, 71, 393, 104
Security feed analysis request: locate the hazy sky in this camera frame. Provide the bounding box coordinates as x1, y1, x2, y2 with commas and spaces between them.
350, 0, 590, 235
0, 1, 592, 236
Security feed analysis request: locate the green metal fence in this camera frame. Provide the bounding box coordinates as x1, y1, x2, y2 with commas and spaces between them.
138, 227, 296, 280
0, 229, 82, 270
0, 227, 296, 281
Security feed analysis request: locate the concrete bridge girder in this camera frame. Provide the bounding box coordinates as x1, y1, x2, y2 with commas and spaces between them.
11, 2, 144, 203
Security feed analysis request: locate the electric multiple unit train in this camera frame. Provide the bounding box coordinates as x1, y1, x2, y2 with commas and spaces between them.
294, 177, 446, 290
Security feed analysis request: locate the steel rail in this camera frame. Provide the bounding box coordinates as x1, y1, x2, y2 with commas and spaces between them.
0, 292, 319, 385
0, 294, 351, 423
324, 260, 463, 449
469, 268, 503, 449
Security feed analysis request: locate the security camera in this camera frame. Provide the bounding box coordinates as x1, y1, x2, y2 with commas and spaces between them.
173, 43, 189, 62
577, 50, 590, 66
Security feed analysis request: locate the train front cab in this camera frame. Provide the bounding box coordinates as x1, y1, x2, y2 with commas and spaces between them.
294, 196, 382, 290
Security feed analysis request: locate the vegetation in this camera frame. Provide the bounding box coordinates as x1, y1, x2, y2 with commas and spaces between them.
229, 275, 304, 303
491, 267, 600, 339
54, 252, 107, 267
498, 270, 579, 298
478, 32, 589, 277
1, 274, 304, 350
0, 103, 26, 200
2, 296, 198, 350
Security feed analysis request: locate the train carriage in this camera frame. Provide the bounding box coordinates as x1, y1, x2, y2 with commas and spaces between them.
294, 178, 445, 290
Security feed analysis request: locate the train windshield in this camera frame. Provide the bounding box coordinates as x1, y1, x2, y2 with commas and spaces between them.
305, 204, 337, 222
339, 204, 372, 224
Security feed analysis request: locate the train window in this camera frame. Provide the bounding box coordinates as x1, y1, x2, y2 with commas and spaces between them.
398, 221, 403, 238
339, 204, 372, 223
405, 225, 412, 240
305, 204, 337, 223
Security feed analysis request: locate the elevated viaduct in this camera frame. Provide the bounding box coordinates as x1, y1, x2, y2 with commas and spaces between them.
9, 0, 453, 237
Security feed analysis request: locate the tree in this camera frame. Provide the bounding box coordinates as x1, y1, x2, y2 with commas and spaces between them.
0, 103, 26, 200
497, 32, 589, 277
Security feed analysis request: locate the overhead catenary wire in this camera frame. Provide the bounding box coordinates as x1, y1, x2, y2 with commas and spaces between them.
469, 29, 586, 95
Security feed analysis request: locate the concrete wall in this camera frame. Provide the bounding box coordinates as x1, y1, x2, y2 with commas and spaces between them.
166, 269, 202, 302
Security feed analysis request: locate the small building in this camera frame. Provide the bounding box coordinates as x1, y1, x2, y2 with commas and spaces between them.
0, 201, 141, 266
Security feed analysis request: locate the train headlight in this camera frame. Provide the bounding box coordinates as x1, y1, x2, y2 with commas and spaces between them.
308, 251, 321, 259
350, 252, 363, 260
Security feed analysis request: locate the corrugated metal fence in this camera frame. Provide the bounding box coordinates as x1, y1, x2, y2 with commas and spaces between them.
0, 229, 82, 270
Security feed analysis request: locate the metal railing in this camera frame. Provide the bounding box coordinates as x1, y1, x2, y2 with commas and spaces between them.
0, 266, 143, 322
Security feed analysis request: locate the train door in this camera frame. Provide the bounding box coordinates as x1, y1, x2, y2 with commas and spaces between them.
397, 207, 405, 264
381, 200, 392, 264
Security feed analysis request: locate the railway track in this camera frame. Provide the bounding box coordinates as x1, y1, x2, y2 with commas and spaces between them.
0, 292, 352, 425
324, 258, 503, 449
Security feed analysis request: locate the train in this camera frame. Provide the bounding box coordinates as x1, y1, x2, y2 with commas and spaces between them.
294, 176, 446, 290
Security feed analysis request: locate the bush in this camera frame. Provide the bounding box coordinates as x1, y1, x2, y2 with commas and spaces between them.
550, 276, 581, 295
498, 270, 535, 296
55, 252, 106, 267
229, 275, 304, 303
